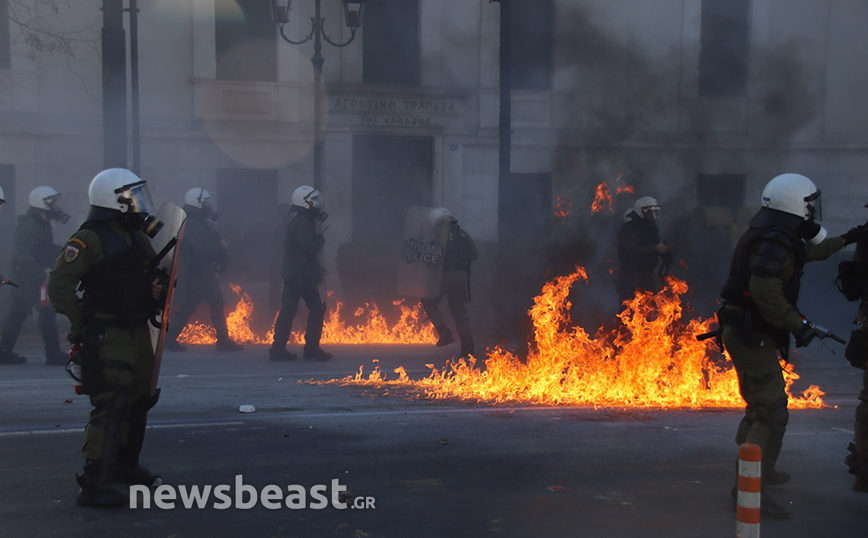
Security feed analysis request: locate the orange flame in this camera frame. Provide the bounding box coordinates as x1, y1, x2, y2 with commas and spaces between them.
554, 196, 573, 218
320, 267, 825, 409
591, 182, 613, 213
615, 185, 634, 195
178, 284, 437, 345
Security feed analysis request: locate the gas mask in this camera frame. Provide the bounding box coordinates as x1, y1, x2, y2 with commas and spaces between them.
308, 193, 328, 222
797, 218, 826, 246
45, 196, 71, 225
118, 181, 164, 239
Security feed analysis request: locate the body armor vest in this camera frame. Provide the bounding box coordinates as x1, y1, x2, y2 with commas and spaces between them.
79, 221, 155, 327
721, 226, 806, 330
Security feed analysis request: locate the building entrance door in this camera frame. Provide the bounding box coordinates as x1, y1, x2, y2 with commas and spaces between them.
351, 135, 433, 241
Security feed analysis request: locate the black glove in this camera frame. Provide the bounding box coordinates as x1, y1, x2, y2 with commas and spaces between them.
841, 225, 868, 245
794, 323, 815, 348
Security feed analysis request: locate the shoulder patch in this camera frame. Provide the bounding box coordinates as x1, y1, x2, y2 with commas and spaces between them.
63, 245, 80, 263
68, 237, 87, 249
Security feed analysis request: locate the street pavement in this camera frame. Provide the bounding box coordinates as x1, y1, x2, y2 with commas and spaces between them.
0, 342, 865, 538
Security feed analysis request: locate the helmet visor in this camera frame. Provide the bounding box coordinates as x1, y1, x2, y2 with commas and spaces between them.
308, 191, 325, 211
117, 180, 156, 215
805, 189, 822, 221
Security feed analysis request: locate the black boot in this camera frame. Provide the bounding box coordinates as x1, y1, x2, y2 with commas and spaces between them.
460, 335, 475, 356
303, 346, 332, 361
75, 459, 128, 507
216, 338, 244, 352
0, 349, 26, 364
435, 326, 454, 347
269, 347, 298, 361
45, 350, 68, 366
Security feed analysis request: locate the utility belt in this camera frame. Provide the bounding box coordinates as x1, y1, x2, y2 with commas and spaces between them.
719, 303, 789, 353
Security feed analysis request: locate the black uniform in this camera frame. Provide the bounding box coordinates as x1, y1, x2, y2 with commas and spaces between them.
0, 207, 64, 364
270, 206, 329, 361
848, 231, 868, 492
422, 220, 478, 355
166, 205, 240, 351
617, 212, 663, 303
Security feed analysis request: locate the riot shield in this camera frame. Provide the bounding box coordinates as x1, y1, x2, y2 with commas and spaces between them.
148, 202, 187, 396
396, 206, 451, 298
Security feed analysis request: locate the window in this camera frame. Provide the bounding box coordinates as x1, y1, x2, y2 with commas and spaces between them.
0, 0, 10, 69
363, 0, 419, 86
699, 0, 749, 97
509, 0, 553, 91
215, 0, 276, 81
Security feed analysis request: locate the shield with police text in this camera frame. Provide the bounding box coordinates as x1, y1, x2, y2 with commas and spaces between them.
148, 202, 187, 396
397, 206, 451, 298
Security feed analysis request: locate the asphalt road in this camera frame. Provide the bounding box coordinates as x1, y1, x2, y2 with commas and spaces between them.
0, 342, 865, 538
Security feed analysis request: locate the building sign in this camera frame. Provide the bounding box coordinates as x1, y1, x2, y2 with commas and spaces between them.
329, 94, 465, 129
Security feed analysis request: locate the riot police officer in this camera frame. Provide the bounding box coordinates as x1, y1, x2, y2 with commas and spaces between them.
845, 202, 868, 493
269, 186, 331, 361
165, 188, 242, 352
422, 208, 479, 356
617, 196, 674, 305
718, 173, 868, 517
48, 168, 167, 506
0, 186, 69, 365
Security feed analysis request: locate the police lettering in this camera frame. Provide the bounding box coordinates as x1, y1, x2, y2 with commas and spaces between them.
402, 239, 443, 266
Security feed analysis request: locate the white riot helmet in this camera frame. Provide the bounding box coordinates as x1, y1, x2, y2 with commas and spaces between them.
633, 196, 660, 219
88, 168, 163, 237
291, 185, 328, 222
430, 207, 455, 227
184, 187, 212, 210
292, 186, 320, 209
760, 173, 826, 245
622, 208, 634, 223
761, 173, 822, 221
0, 185, 5, 215
30, 186, 70, 224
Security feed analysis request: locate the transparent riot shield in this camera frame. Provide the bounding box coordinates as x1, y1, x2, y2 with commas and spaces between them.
397, 206, 451, 299
148, 202, 187, 396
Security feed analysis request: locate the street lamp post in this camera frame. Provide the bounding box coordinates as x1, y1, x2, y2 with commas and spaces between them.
271, 0, 366, 191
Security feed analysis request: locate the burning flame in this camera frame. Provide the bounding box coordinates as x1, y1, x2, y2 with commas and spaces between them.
320, 267, 825, 409
591, 182, 613, 213
178, 284, 437, 345
554, 196, 573, 218
615, 185, 634, 195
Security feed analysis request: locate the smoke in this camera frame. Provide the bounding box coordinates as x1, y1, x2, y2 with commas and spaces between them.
486, 2, 827, 340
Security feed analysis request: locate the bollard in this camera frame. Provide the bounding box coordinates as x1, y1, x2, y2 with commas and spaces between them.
736, 443, 762, 538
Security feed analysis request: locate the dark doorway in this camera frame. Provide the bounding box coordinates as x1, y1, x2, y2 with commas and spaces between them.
351, 135, 433, 241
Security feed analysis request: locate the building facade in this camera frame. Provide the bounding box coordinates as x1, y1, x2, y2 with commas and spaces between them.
2, 0, 868, 317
